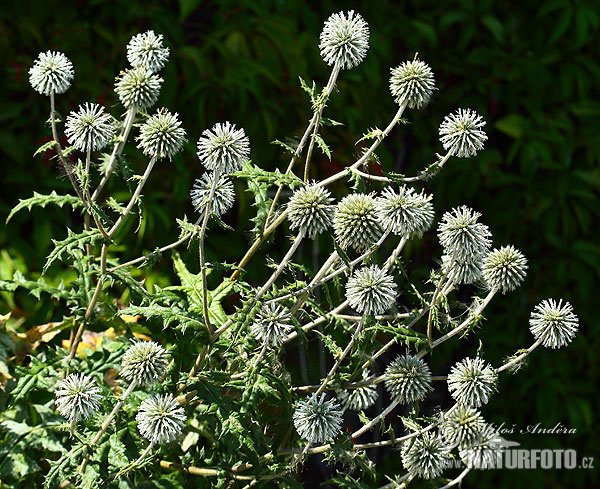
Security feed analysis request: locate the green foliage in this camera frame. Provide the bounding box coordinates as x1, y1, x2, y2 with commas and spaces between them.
6, 191, 84, 223
44, 229, 104, 273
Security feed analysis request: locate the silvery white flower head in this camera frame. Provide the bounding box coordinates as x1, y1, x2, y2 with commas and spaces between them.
529, 299, 578, 349
384, 354, 433, 404
375, 186, 434, 237
334, 193, 383, 252
115, 66, 163, 110
447, 357, 497, 408
136, 393, 186, 445
439, 108, 487, 158
401, 432, 451, 480
438, 206, 492, 263
441, 405, 486, 447
250, 302, 293, 348
483, 245, 528, 293
389, 59, 436, 109
441, 253, 485, 285
293, 394, 343, 443
65, 103, 116, 152
190, 171, 235, 217
335, 370, 378, 411
121, 340, 169, 386
346, 265, 397, 315
197, 122, 250, 174
319, 10, 369, 70
127, 30, 170, 73
55, 373, 102, 422
287, 184, 335, 239
459, 423, 504, 469
137, 108, 187, 160
29, 50, 74, 96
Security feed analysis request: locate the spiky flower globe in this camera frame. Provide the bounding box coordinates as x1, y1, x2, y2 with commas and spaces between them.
55, 373, 102, 422
136, 393, 186, 445
287, 184, 335, 239
529, 299, 578, 349
441, 253, 485, 285
441, 406, 486, 447
293, 394, 343, 443
346, 265, 397, 315
137, 108, 186, 160
190, 172, 235, 217
121, 341, 169, 386
375, 186, 434, 237
250, 303, 293, 347
115, 66, 163, 110
483, 245, 528, 294
334, 193, 382, 252
459, 423, 504, 469
319, 10, 369, 70
127, 30, 170, 73
389, 59, 436, 109
65, 103, 116, 152
335, 370, 378, 411
448, 357, 497, 408
401, 432, 451, 479
197, 122, 250, 174
439, 108, 487, 158
438, 206, 491, 263
29, 51, 74, 96
384, 354, 433, 404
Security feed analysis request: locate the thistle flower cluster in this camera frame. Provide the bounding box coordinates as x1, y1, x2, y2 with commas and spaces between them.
55, 373, 102, 422
401, 432, 451, 479
335, 370, 379, 411
190, 172, 236, 217
29, 51, 74, 96
120, 341, 169, 386
334, 193, 382, 252
447, 357, 497, 407
250, 303, 293, 347
483, 245, 528, 293
441, 405, 486, 446
458, 423, 504, 469
197, 122, 250, 174
375, 186, 434, 237
439, 108, 487, 158
137, 108, 187, 160
115, 66, 163, 110
65, 103, 116, 152
319, 10, 369, 70
529, 299, 578, 349
287, 184, 335, 239
346, 265, 397, 315
389, 59, 436, 109
384, 354, 433, 404
293, 394, 343, 443
136, 393, 186, 445
127, 30, 170, 73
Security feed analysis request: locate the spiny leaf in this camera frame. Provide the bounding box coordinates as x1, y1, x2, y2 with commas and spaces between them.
356, 127, 383, 144
7, 191, 84, 223
33, 140, 58, 156
315, 134, 332, 160
0, 271, 70, 301
44, 229, 104, 274
271, 139, 297, 155
233, 160, 304, 189
118, 303, 206, 333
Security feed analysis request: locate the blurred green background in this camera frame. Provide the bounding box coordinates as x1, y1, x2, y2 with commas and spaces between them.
1, 0, 598, 487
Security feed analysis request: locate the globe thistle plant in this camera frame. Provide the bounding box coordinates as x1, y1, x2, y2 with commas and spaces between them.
389, 59, 436, 109
115, 66, 163, 110
529, 299, 579, 349
55, 373, 102, 422
250, 303, 293, 347
64, 103, 116, 153
127, 30, 170, 73
459, 423, 504, 469
137, 108, 186, 160
333, 193, 382, 252
335, 370, 378, 411
29, 50, 74, 96
121, 341, 169, 387
346, 265, 397, 315
401, 432, 451, 480
375, 186, 434, 237
136, 393, 186, 445
287, 184, 335, 239
190, 172, 236, 217
439, 108, 487, 158
319, 10, 369, 70
447, 357, 497, 408
197, 122, 250, 174
441, 405, 486, 447
438, 206, 492, 263
483, 245, 528, 294
293, 394, 343, 443
384, 354, 433, 404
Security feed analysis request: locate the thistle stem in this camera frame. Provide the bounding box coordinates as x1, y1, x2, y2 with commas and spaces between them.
495, 338, 543, 373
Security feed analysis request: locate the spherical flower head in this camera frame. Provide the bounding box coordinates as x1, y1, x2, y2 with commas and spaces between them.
121, 341, 169, 386
65, 103, 116, 152
438, 206, 492, 263
389, 59, 436, 109
401, 432, 451, 479
448, 357, 497, 408
441, 253, 485, 285
346, 265, 397, 315
483, 245, 528, 293
439, 108, 487, 158
384, 354, 433, 404
29, 50, 74, 96
115, 66, 163, 110
529, 299, 578, 349
459, 423, 504, 469
293, 394, 343, 443
334, 193, 383, 252
190, 171, 235, 217
127, 30, 170, 73
197, 122, 250, 174
55, 373, 102, 422
136, 393, 186, 445
250, 303, 293, 347
375, 186, 434, 237
319, 10, 369, 70
137, 108, 186, 160
441, 406, 486, 447
287, 184, 335, 239
335, 370, 378, 411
